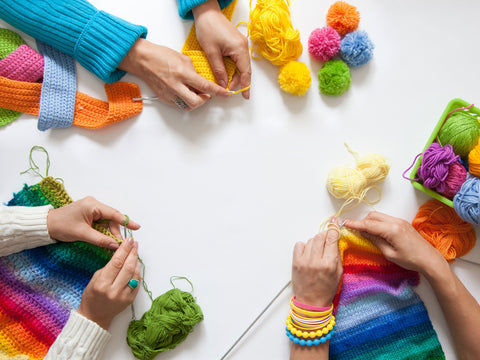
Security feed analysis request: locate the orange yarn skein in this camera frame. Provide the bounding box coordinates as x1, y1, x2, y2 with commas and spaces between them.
468, 141, 480, 177
412, 199, 476, 262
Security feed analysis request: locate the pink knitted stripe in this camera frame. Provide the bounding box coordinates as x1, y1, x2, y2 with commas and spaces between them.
0, 44, 44, 82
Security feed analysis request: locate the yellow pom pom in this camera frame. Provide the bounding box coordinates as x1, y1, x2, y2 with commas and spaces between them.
278, 61, 311, 96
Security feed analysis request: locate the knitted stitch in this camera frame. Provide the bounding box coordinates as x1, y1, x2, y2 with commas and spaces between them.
0, 45, 44, 82
181, 0, 237, 87
0, 76, 143, 129
330, 229, 445, 359
37, 41, 76, 131
0, 177, 116, 359
177, 0, 234, 20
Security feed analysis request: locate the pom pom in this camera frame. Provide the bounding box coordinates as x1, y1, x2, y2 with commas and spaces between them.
340, 30, 374, 67
318, 59, 351, 96
413, 199, 476, 262
454, 177, 480, 225
416, 143, 459, 193
442, 161, 467, 200
308, 27, 341, 62
278, 61, 311, 96
437, 111, 480, 158
326, 1, 360, 37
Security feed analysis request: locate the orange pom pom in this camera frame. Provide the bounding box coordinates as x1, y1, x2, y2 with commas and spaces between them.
412, 200, 476, 262
326, 1, 360, 37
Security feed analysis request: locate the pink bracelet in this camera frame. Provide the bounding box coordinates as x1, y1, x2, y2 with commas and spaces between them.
292, 296, 333, 312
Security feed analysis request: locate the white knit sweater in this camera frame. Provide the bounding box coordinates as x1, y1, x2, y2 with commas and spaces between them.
0, 205, 111, 360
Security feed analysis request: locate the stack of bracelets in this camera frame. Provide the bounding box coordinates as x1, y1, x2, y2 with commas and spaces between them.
286, 296, 335, 346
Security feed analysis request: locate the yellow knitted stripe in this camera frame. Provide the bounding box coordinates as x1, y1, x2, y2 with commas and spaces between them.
182, 0, 238, 86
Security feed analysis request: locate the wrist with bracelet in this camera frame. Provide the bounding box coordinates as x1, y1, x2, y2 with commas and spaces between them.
286, 296, 335, 347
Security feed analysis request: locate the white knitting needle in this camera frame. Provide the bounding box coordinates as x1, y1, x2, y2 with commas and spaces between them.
132, 89, 242, 102
219, 220, 347, 360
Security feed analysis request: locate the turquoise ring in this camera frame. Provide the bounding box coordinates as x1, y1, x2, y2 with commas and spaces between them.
128, 279, 139, 290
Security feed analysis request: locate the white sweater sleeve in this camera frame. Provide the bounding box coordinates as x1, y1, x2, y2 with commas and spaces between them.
45, 311, 112, 360
0, 205, 56, 256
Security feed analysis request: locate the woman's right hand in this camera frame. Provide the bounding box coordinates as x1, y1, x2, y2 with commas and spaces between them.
119, 38, 229, 110
345, 211, 447, 275
77, 238, 140, 330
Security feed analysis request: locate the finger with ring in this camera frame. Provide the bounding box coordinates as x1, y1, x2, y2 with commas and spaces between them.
128, 278, 139, 290
173, 96, 188, 110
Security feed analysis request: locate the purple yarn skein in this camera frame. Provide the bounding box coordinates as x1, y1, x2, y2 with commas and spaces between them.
417, 143, 459, 193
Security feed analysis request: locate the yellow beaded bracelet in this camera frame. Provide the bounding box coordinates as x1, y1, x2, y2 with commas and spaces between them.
286, 316, 336, 338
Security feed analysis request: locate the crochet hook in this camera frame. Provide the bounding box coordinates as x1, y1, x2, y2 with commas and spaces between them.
220, 219, 347, 359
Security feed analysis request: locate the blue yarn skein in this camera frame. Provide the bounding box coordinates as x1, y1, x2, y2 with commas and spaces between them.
340, 30, 374, 67
453, 176, 480, 225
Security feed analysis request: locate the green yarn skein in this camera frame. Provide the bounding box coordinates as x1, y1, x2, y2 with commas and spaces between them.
127, 288, 204, 360
318, 59, 351, 96
438, 111, 480, 158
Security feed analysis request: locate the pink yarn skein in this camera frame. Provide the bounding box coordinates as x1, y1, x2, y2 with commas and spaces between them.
442, 161, 467, 199
308, 27, 341, 62
417, 143, 459, 193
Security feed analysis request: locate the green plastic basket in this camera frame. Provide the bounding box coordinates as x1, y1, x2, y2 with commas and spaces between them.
409, 98, 480, 208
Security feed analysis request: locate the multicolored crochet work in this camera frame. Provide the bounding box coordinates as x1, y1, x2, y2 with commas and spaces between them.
0, 28, 142, 130
182, 0, 237, 87
330, 229, 445, 359
0, 177, 115, 359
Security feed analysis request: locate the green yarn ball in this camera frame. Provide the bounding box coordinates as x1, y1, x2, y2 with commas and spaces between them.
0, 28, 26, 59
438, 111, 480, 158
126, 288, 203, 360
318, 59, 351, 96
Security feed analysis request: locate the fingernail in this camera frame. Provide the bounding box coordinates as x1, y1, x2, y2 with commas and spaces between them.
134, 241, 139, 250
108, 242, 119, 250
330, 216, 337, 223
126, 238, 134, 246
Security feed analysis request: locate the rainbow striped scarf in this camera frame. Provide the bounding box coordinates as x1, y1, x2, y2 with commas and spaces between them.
0, 177, 114, 359
330, 229, 445, 359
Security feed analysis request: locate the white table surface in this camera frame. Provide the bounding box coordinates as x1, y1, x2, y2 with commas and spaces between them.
1, 0, 480, 359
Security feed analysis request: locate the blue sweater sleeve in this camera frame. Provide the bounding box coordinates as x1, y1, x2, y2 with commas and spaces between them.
0, 0, 147, 83
177, 0, 234, 20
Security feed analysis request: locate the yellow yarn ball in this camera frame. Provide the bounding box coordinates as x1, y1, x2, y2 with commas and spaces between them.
356, 153, 391, 183
468, 142, 480, 177
248, 0, 303, 66
326, 167, 368, 200
278, 61, 311, 96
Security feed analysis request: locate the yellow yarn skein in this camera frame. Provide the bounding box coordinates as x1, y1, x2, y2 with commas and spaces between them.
248, 0, 303, 66
321, 143, 390, 229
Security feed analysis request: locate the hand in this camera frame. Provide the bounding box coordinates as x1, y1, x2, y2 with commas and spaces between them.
192, 0, 251, 99
47, 196, 140, 250
292, 217, 343, 307
345, 211, 447, 275
77, 238, 140, 330
119, 38, 229, 110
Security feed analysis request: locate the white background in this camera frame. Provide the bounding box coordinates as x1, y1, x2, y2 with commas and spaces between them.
1, 0, 480, 359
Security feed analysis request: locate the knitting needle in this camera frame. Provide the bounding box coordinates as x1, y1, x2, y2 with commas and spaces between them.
219, 219, 347, 360
132, 87, 250, 101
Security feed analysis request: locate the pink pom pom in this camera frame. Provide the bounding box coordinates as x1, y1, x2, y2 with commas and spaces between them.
442, 161, 467, 200
308, 27, 341, 62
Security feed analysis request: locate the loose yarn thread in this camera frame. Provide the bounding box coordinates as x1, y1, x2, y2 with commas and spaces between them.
412, 199, 476, 262
322, 143, 390, 229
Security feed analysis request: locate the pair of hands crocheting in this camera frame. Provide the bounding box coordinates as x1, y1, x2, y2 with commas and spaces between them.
292, 212, 447, 309
119, 0, 250, 111
47, 197, 141, 330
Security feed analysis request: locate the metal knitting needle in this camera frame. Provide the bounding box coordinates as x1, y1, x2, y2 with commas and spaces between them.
220, 280, 292, 360
132, 88, 245, 102
220, 220, 347, 360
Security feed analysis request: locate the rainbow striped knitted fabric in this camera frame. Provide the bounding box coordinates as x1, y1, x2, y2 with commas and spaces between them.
0, 177, 114, 359
329, 229, 445, 359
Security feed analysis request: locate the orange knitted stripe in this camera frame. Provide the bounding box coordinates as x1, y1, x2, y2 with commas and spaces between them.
0, 319, 47, 360
0, 76, 142, 129
182, 0, 238, 86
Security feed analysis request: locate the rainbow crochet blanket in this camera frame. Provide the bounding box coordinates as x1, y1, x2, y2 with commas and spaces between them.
0, 177, 114, 359
330, 229, 445, 359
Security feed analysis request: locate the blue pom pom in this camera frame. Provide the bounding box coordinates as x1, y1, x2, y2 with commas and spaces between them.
340, 30, 374, 67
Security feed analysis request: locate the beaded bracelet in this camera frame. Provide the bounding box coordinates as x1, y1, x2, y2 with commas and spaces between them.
286, 326, 335, 346
287, 316, 335, 337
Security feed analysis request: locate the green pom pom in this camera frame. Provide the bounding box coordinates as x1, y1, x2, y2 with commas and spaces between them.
438, 111, 480, 158
318, 59, 351, 96
0, 29, 26, 60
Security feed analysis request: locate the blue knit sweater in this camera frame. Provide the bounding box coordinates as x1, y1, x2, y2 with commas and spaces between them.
0, 0, 234, 83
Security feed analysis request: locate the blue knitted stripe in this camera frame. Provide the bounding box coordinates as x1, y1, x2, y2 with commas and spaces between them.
36, 41, 76, 131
